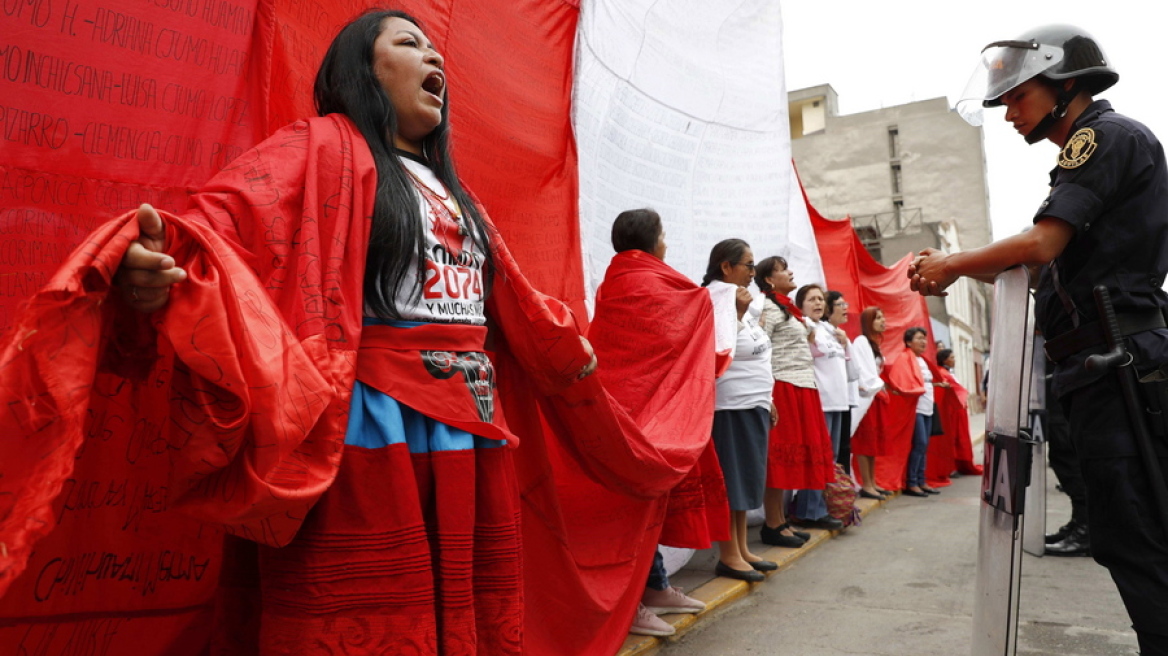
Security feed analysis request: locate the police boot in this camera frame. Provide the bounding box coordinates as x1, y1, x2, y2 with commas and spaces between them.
1044, 522, 1091, 557
1045, 520, 1078, 545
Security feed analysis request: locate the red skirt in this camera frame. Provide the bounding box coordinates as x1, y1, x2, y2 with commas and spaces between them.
851, 389, 889, 457
766, 380, 836, 490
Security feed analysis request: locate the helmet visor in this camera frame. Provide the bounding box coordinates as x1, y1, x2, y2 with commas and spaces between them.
953, 41, 1064, 126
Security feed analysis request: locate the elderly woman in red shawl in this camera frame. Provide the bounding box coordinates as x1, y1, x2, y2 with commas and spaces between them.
588, 208, 727, 638
880, 326, 930, 494
894, 327, 938, 496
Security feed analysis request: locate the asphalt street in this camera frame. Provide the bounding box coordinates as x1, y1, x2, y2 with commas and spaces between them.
662, 458, 1138, 656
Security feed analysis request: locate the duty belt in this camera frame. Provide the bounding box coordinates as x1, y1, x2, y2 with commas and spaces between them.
1044, 307, 1168, 363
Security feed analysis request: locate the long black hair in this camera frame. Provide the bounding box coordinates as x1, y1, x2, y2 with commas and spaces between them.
701, 238, 749, 287
314, 9, 493, 319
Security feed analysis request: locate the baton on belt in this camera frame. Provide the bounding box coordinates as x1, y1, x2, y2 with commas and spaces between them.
1084, 285, 1168, 534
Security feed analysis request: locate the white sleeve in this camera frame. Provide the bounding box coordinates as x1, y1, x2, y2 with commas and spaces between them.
707, 284, 738, 354
851, 336, 885, 397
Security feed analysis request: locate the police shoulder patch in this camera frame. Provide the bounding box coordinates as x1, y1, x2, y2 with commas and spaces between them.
1059, 128, 1098, 169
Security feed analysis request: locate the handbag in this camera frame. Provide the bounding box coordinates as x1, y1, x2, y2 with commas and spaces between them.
824, 463, 861, 527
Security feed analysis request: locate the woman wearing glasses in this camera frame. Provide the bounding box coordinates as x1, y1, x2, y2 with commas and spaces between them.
701, 239, 778, 582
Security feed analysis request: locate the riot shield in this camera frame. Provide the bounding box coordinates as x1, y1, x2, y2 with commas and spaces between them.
972, 267, 1036, 656
1022, 334, 1047, 557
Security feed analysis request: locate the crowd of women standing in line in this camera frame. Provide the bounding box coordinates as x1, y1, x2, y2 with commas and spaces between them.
0, 9, 977, 651
611, 222, 978, 637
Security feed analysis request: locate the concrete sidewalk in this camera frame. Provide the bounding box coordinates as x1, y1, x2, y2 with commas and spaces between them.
617, 409, 1139, 655
617, 413, 991, 656
617, 485, 896, 656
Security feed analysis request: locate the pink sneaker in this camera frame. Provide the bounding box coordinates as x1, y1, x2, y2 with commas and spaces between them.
641, 586, 706, 615
629, 603, 676, 637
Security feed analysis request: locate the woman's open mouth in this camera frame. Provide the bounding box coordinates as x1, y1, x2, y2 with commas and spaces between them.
422, 71, 445, 101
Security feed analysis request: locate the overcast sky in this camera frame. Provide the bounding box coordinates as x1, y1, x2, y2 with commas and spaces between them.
780, 1, 1168, 241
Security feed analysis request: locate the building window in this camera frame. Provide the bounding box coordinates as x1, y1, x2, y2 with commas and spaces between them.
891, 163, 902, 195
888, 126, 900, 159
893, 199, 905, 230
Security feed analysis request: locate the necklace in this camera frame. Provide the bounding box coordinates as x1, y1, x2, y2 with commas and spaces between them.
403, 165, 469, 238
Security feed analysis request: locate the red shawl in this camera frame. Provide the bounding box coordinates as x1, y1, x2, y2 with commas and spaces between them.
590, 250, 727, 548
537, 249, 728, 648
0, 117, 373, 654
0, 116, 685, 655
766, 291, 804, 321
926, 366, 982, 487
874, 346, 925, 491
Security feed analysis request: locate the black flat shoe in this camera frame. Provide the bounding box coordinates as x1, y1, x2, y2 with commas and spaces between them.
779, 522, 811, 541
760, 523, 806, 548
921, 487, 941, 495
902, 489, 929, 497
875, 488, 891, 495
714, 561, 765, 582
859, 489, 886, 501
791, 515, 844, 531
749, 560, 778, 571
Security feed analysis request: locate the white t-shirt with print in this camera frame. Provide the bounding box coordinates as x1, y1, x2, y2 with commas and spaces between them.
811, 320, 850, 412
710, 281, 773, 411
379, 158, 487, 325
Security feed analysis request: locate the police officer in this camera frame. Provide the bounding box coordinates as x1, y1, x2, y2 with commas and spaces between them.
909, 25, 1168, 655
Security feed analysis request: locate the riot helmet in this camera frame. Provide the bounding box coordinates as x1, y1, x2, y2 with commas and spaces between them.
955, 25, 1118, 143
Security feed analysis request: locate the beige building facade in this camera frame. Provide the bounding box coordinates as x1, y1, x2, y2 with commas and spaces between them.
790, 84, 993, 407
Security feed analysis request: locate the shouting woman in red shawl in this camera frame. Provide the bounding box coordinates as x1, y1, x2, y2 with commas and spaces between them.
0, 10, 603, 656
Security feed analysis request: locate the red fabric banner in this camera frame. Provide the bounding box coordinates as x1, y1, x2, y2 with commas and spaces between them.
0, 1, 662, 653
514, 249, 728, 654
0, 0, 584, 328
802, 166, 933, 492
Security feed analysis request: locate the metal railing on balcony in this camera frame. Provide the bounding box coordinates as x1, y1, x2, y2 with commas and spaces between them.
850, 207, 923, 263
850, 207, 924, 242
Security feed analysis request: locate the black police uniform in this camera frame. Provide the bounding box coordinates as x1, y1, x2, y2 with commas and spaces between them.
1035, 99, 1168, 653
1042, 369, 1089, 543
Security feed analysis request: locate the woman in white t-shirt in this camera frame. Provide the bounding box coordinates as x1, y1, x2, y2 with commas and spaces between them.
824, 290, 859, 470
809, 290, 851, 452
787, 284, 847, 530
702, 239, 778, 583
